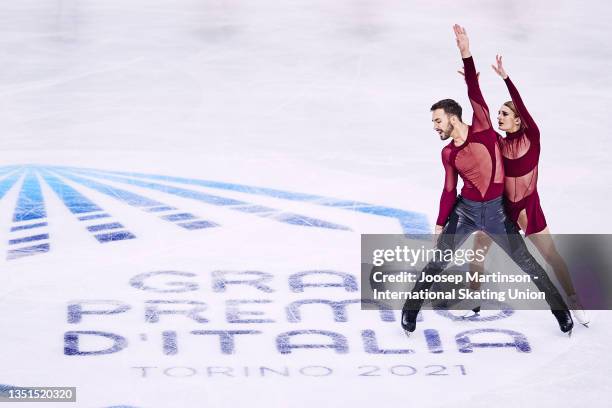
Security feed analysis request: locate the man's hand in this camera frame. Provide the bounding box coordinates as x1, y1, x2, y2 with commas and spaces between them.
457, 68, 479, 79
491, 54, 509, 79
433, 225, 444, 245
453, 24, 471, 58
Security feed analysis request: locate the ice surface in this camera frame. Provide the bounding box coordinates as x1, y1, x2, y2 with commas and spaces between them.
0, 1, 611, 407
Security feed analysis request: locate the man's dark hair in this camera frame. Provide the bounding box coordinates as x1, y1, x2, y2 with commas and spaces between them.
431, 99, 462, 122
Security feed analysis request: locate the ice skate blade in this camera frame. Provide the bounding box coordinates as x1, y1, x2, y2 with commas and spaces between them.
567, 329, 572, 338
461, 311, 480, 319
404, 330, 412, 338
581, 322, 590, 328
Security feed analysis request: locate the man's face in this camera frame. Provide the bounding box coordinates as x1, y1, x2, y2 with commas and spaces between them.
431, 109, 453, 140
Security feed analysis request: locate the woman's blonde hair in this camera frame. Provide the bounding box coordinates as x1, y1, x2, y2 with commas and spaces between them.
503, 101, 517, 115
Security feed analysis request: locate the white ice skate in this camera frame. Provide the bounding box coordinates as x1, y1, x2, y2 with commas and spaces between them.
568, 295, 590, 327
455, 298, 481, 319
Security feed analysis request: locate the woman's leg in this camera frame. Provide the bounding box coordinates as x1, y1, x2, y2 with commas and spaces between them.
517, 213, 575, 297
518, 214, 590, 325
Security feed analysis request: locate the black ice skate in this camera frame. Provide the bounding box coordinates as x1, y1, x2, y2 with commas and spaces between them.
551, 309, 574, 336
401, 309, 418, 337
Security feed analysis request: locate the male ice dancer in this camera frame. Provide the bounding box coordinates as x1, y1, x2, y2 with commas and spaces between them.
401, 25, 573, 335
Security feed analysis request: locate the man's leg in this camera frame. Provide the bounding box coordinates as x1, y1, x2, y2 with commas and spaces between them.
401, 200, 477, 333
483, 203, 573, 333
460, 232, 493, 317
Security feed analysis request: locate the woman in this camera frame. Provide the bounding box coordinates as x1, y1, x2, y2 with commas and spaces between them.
467, 55, 589, 326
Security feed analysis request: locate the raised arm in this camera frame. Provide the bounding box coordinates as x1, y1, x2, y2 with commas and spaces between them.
492, 55, 539, 138
453, 24, 492, 133
436, 148, 458, 229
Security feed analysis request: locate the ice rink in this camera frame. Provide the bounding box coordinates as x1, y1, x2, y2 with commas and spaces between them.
1, 1, 611, 407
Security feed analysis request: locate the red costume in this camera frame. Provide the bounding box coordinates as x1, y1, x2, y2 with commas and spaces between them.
499, 77, 547, 235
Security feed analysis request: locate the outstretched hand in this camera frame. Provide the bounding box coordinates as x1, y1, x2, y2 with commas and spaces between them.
453, 24, 471, 58
457, 68, 479, 79
491, 54, 508, 79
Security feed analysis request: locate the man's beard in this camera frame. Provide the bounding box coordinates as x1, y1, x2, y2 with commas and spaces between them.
439, 123, 454, 140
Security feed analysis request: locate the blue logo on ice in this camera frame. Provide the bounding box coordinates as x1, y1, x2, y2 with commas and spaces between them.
0, 165, 429, 260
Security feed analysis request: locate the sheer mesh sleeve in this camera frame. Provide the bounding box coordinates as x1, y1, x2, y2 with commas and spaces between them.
463, 56, 492, 133
436, 147, 458, 226
504, 77, 540, 141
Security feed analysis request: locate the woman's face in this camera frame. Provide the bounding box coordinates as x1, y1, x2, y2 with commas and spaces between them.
497, 105, 521, 132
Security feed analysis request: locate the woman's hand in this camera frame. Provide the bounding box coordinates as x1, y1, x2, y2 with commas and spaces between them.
491, 54, 509, 79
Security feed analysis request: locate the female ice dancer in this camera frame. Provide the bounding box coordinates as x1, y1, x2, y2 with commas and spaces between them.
467, 55, 589, 326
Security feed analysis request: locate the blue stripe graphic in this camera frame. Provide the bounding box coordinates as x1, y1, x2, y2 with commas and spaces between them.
54, 171, 161, 208
39, 171, 136, 243
86, 222, 123, 232
61, 168, 351, 231
56, 166, 429, 233
11, 222, 48, 232
9, 233, 49, 245
78, 213, 110, 221
7, 171, 50, 260
7, 243, 50, 260
146, 206, 176, 212
0, 171, 23, 201
0, 166, 21, 178
41, 171, 103, 215
0, 165, 430, 262
52, 170, 218, 231
178, 220, 217, 230
0, 165, 429, 261
13, 171, 46, 222
95, 231, 136, 243
161, 213, 196, 222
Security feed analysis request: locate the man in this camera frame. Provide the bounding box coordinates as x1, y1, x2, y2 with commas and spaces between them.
401, 25, 573, 335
